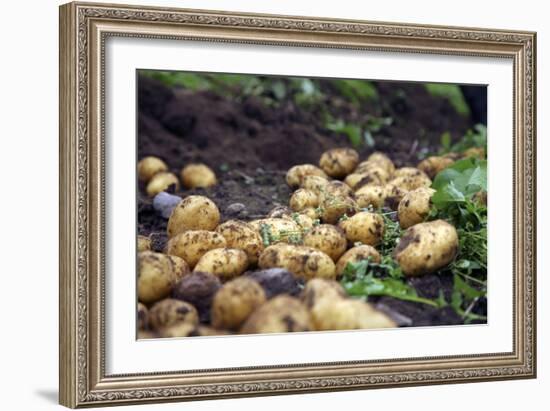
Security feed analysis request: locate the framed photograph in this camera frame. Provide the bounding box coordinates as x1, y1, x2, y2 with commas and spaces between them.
59, 1, 537, 408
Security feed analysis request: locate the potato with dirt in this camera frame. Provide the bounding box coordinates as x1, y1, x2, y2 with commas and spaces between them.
180, 163, 217, 188
172, 271, 221, 323
398, 187, 436, 229
148, 298, 199, 331
286, 164, 328, 188
319, 147, 359, 178
167, 254, 190, 280
310, 298, 396, 330
211, 277, 266, 330
302, 224, 347, 262
137, 302, 149, 330
258, 243, 336, 280
365, 152, 396, 175
248, 218, 301, 244
138, 156, 168, 182
323, 180, 353, 199
158, 321, 196, 338
137, 235, 152, 252
354, 185, 385, 209
335, 245, 381, 276
165, 230, 226, 268
283, 212, 315, 230
319, 195, 358, 225
167, 195, 220, 237
215, 220, 264, 265
146, 172, 180, 197
301, 278, 346, 309
245, 268, 302, 298
194, 248, 249, 281
289, 188, 319, 211
240, 295, 312, 334
417, 156, 454, 179
393, 219, 458, 276
338, 211, 384, 246
383, 183, 409, 210
300, 174, 330, 194
138, 251, 179, 304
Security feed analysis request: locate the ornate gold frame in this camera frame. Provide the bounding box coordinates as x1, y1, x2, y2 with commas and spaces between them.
59, 1, 537, 408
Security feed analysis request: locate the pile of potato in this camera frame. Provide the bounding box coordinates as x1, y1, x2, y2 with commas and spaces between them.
137, 148, 470, 338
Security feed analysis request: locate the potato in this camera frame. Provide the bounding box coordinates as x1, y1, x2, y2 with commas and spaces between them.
463, 147, 485, 159
167, 195, 220, 237
323, 180, 353, 199
310, 298, 396, 331
335, 245, 381, 276
338, 211, 384, 246
319, 148, 359, 178
319, 195, 358, 224
302, 224, 347, 262
393, 167, 427, 179
194, 248, 249, 281
167, 254, 190, 280
146, 172, 179, 197
137, 302, 149, 330
137, 235, 152, 252
240, 295, 311, 334
344, 171, 385, 190
215, 220, 264, 265
388, 173, 432, 192
137, 330, 158, 339
165, 230, 226, 268
191, 325, 230, 337
282, 212, 315, 230
289, 188, 319, 211
138, 156, 168, 183
267, 205, 293, 218
398, 187, 436, 229
148, 298, 199, 331
158, 321, 196, 338
300, 175, 330, 194
300, 207, 320, 221
301, 278, 346, 309
393, 219, 458, 276
366, 152, 395, 175
258, 243, 336, 280
286, 164, 328, 188
172, 271, 221, 323
355, 185, 385, 209
383, 183, 409, 210
245, 268, 302, 298
180, 163, 217, 188
211, 277, 266, 330
417, 156, 454, 179
137, 251, 179, 304
474, 190, 487, 206
249, 218, 301, 244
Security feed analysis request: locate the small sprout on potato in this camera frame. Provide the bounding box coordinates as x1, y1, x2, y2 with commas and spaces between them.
137, 235, 152, 252
211, 277, 266, 330
240, 295, 311, 334
137, 251, 179, 304
148, 298, 199, 331
165, 230, 226, 268
172, 271, 221, 323
167, 195, 221, 237
398, 187, 436, 229
335, 245, 381, 277
286, 164, 328, 188
302, 224, 347, 262
180, 163, 217, 188
319, 148, 359, 178
138, 156, 168, 183
146, 172, 179, 197
339, 211, 384, 247
194, 248, 249, 281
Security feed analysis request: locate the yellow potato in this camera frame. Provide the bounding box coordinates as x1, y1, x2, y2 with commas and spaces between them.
240, 295, 311, 334
180, 163, 217, 188
393, 220, 458, 276
338, 211, 384, 246
158, 321, 196, 338
146, 172, 179, 197
248, 218, 301, 245
148, 298, 199, 331
398, 187, 436, 229
355, 185, 385, 209
192, 325, 230, 337
388, 173, 432, 192
137, 251, 179, 304
267, 205, 293, 218
194, 248, 249, 281
311, 298, 396, 330
366, 152, 396, 175
137, 302, 149, 330
463, 147, 485, 159
301, 278, 346, 309
319, 195, 358, 225
167, 195, 220, 237
165, 230, 226, 268
286, 164, 328, 188
383, 183, 409, 210
300, 175, 330, 194
211, 277, 266, 330
282, 212, 315, 230
215, 220, 264, 265
417, 156, 454, 179
167, 254, 190, 280
258, 243, 336, 280
393, 167, 427, 179
289, 188, 319, 211
319, 148, 359, 178
335, 245, 381, 276
322, 180, 353, 199
302, 224, 347, 262
137, 235, 152, 252
138, 156, 168, 183
300, 207, 321, 221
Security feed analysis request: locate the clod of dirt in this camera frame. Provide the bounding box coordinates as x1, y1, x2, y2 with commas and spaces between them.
172, 271, 222, 323
245, 268, 303, 298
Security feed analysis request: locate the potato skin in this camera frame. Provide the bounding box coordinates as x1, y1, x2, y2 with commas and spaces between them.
319, 195, 357, 224
215, 220, 264, 265
398, 187, 436, 229
335, 245, 381, 276
302, 224, 347, 262
148, 298, 199, 331
240, 295, 311, 334
355, 185, 385, 209
417, 156, 454, 179
366, 152, 395, 175
137, 251, 179, 304
258, 243, 336, 280
249, 218, 301, 244
167, 254, 190, 280
167, 195, 220, 237
211, 277, 266, 330
339, 211, 384, 246
158, 321, 196, 338
137, 235, 152, 252
345, 167, 389, 189
301, 278, 346, 309
286, 164, 328, 188
319, 148, 359, 178
138, 156, 168, 182
388, 173, 432, 192
393, 219, 458, 276
194, 248, 249, 281
323, 180, 353, 199
180, 163, 217, 188
300, 175, 330, 194
137, 302, 149, 330
165, 230, 226, 268
310, 298, 396, 331
146, 172, 179, 197
289, 188, 319, 211
383, 183, 409, 210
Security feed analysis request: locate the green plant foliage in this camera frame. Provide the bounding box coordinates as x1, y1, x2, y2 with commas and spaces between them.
425, 83, 470, 116
332, 79, 378, 104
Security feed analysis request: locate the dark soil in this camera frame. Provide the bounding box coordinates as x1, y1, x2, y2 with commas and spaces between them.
137, 74, 485, 327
